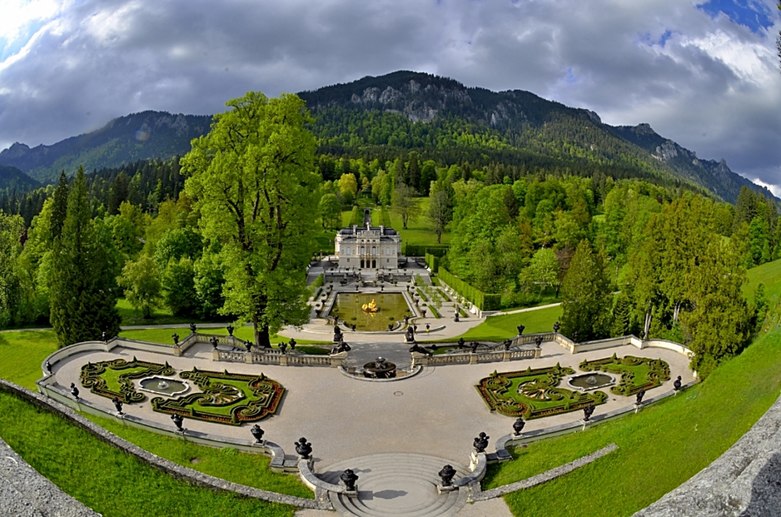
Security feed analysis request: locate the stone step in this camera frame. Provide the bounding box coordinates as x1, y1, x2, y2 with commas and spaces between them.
318, 453, 472, 517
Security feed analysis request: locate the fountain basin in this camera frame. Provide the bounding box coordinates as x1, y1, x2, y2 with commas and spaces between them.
139, 376, 189, 396
363, 357, 397, 379
330, 292, 413, 331
568, 373, 614, 391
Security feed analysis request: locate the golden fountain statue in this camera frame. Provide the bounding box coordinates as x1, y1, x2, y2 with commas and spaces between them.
361, 298, 379, 313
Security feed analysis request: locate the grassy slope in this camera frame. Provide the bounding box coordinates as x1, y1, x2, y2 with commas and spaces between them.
88, 413, 312, 498
0, 392, 295, 517
489, 324, 781, 516
0, 330, 57, 388
744, 257, 781, 304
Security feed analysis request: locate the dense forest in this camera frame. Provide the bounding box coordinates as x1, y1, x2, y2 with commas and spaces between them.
0, 87, 777, 376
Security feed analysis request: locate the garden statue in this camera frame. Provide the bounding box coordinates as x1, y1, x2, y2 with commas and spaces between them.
438, 464, 457, 487
473, 432, 489, 453
583, 405, 595, 422
516, 324, 525, 336
636, 390, 646, 405
513, 417, 525, 436
210, 336, 218, 349
673, 376, 682, 391
112, 396, 123, 415
226, 324, 234, 336
250, 424, 264, 443
553, 321, 561, 333
410, 342, 433, 357
503, 339, 512, 351
172, 333, 179, 346
171, 413, 184, 432
294, 437, 312, 459
70, 383, 79, 400
189, 322, 197, 334
340, 469, 359, 491
289, 338, 296, 350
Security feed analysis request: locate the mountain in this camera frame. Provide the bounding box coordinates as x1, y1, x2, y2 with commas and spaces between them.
299, 71, 774, 204
0, 111, 211, 183
0, 71, 772, 204
0, 164, 39, 192
608, 123, 772, 204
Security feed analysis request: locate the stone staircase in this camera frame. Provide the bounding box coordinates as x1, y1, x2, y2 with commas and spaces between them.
317, 453, 471, 516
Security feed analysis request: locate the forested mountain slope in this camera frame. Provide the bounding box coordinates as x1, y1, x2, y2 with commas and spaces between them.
0, 70, 773, 204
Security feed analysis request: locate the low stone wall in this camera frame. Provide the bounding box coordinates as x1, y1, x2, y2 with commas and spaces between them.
213, 349, 347, 367
474, 443, 619, 501
411, 347, 540, 367
0, 378, 327, 510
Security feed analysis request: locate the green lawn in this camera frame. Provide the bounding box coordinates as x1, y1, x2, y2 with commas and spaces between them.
119, 326, 328, 348
87, 412, 312, 498
745, 258, 781, 304
0, 329, 57, 389
487, 324, 781, 516
116, 297, 224, 327
454, 305, 563, 341
0, 392, 296, 516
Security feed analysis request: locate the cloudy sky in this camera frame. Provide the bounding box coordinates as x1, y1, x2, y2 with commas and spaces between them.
1, 0, 779, 192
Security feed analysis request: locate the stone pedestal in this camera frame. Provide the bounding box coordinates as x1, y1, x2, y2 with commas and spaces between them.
437, 484, 458, 494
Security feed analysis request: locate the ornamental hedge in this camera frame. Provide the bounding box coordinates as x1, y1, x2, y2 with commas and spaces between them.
80, 358, 175, 403
476, 364, 607, 419
151, 368, 285, 425
578, 355, 671, 396
438, 267, 501, 310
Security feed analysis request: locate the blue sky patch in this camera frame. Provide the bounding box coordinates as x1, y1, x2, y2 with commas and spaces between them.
697, 0, 775, 33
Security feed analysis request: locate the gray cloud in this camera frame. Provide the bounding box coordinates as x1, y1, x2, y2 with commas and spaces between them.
0, 0, 779, 189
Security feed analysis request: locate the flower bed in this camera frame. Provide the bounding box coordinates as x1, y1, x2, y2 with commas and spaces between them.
80, 358, 175, 403
476, 364, 607, 419
578, 354, 670, 396
151, 368, 285, 425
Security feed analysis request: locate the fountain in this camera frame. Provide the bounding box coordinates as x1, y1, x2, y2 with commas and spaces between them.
361, 298, 379, 313
139, 376, 190, 396
568, 373, 614, 391
363, 356, 397, 379
330, 293, 413, 331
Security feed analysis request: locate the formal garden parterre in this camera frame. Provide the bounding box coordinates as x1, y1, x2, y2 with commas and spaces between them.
79, 359, 285, 425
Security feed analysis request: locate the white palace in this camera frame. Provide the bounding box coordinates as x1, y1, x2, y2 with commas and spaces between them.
334, 209, 401, 270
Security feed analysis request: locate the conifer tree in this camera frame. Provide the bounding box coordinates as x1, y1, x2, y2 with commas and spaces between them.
559, 240, 611, 341
49, 167, 120, 346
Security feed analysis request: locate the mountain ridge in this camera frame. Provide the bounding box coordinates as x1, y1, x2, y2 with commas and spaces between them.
0, 70, 773, 204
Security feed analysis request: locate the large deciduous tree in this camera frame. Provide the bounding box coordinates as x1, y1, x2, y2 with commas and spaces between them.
181, 92, 320, 348
391, 183, 420, 229
427, 183, 452, 243
49, 167, 121, 346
